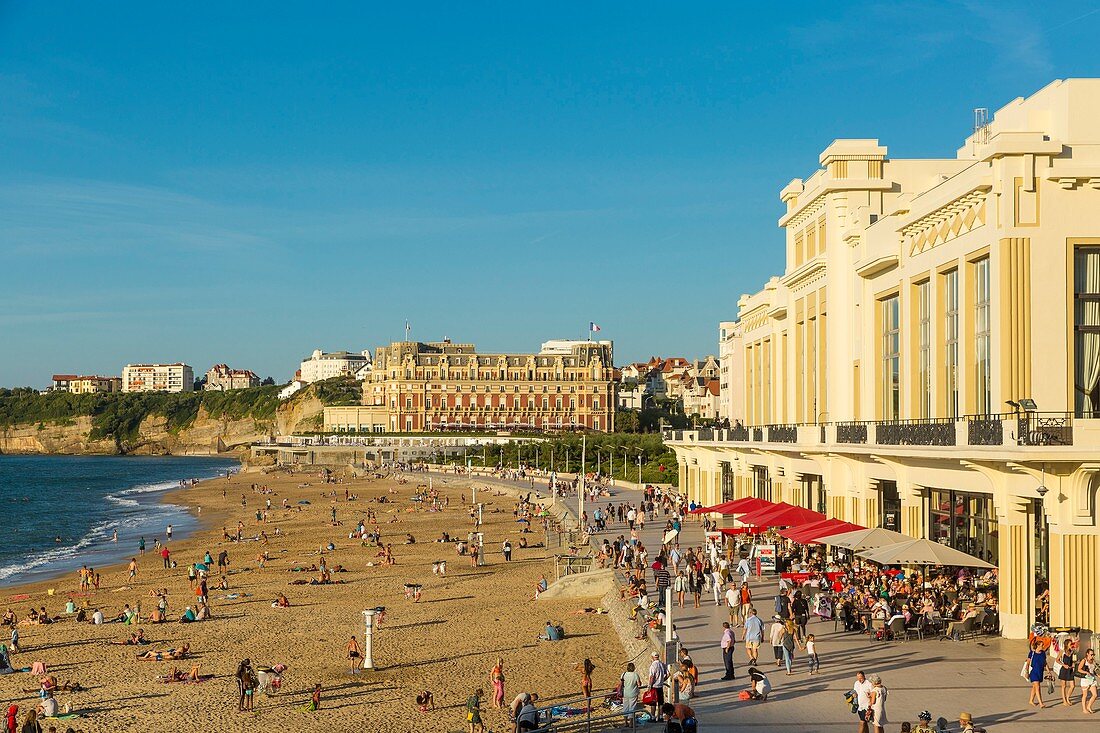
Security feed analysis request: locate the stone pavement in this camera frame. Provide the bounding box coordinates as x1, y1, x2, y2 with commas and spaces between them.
461, 472, 1098, 732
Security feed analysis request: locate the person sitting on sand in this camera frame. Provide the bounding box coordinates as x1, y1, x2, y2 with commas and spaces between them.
404, 534, 416, 544
537, 621, 563, 641
1, 610, 15, 627
111, 629, 147, 645
416, 689, 435, 712
179, 606, 196, 624
194, 603, 210, 621
273, 594, 290, 608
534, 575, 549, 600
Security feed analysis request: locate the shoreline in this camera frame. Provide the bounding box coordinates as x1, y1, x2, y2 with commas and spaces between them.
0, 454, 239, 592
2, 462, 628, 733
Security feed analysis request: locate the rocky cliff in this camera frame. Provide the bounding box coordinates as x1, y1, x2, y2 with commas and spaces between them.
0, 392, 326, 456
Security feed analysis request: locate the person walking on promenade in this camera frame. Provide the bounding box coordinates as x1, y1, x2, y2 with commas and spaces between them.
1079, 648, 1097, 713
1058, 637, 1079, 706
736, 556, 751, 584
720, 622, 736, 680
690, 566, 703, 609
647, 652, 668, 716
867, 674, 888, 732
725, 583, 738, 625
769, 616, 785, 668
957, 712, 976, 732
806, 633, 819, 675
742, 607, 764, 666
851, 670, 873, 733
739, 582, 753, 627
780, 621, 797, 675
1026, 638, 1050, 708
674, 571, 687, 609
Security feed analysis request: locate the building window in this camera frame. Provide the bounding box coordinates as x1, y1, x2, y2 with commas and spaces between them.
917, 280, 931, 418
928, 488, 998, 564
881, 295, 901, 420
943, 269, 959, 418
752, 466, 772, 502
974, 258, 991, 415
1074, 247, 1100, 417
879, 480, 900, 532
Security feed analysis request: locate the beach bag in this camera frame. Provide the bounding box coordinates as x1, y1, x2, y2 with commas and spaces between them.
640, 688, 657, 705
1020, 653, 1031, 679
738, 690, 752, 701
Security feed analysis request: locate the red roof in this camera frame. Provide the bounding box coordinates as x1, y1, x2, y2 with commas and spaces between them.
52, 374, 78, 381
738, 502, 826, 528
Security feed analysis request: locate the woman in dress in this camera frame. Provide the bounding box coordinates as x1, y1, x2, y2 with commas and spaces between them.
620, 662, 641, 726
867, 673, 888, 732
1027, 639, 1050, 708
489, 658, 505, 708
1058, 638, 1078, 706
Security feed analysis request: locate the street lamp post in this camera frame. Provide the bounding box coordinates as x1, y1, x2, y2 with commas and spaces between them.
636, 449, 643, 486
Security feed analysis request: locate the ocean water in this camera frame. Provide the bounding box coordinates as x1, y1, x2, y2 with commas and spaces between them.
0, 455, 237, 586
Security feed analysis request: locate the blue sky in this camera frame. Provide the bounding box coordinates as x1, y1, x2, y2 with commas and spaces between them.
2, 2, 1098, 386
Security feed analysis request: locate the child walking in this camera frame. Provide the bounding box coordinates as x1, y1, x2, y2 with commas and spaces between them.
806, 633, 820, 675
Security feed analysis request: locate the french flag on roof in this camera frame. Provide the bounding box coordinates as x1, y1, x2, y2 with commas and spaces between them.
589, 322, 602, 332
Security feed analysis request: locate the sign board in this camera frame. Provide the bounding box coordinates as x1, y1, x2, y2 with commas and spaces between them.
754, 544, 777, 573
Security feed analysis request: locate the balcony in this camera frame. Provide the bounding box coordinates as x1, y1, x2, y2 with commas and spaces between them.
667, 412, 1082, 452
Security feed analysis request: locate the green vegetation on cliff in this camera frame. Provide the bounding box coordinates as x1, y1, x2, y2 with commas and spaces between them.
0, 384, 284, 448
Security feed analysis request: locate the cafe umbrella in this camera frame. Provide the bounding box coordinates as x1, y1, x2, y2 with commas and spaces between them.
856, 538, 996, 568
821, 527, 910, 552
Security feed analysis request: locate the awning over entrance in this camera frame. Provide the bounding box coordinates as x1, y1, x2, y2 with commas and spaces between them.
779, 518, 865, 543
738, 501, 826, 528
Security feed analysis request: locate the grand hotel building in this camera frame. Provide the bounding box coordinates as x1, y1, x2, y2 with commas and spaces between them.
667, 79, 1100, 638
324, 339, 615, 433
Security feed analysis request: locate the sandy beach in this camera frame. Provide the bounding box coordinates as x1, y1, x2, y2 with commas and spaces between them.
0, 466, 627, 733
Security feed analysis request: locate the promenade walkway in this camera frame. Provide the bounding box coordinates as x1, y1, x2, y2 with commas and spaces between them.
457, 472, 1098, 732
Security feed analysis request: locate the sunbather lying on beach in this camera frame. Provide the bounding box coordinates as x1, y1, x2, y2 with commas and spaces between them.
157, 664, 204, 683
136, 644, 190, 661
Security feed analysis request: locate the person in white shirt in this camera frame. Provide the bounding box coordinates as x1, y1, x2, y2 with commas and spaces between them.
725, 586, 739, 624
736, 557, 752, 584
92, 609, 105, 625
852, 670, 874, 732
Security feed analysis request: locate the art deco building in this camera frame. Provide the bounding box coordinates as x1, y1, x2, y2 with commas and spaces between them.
667, 79, 1100, 638
324, 339, 615, 433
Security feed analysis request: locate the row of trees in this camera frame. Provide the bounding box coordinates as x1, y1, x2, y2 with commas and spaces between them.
430, 432, 678, 486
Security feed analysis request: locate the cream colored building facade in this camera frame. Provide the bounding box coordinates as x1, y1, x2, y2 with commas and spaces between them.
668, 79, 1100, 639
718, 321, 744, 422
325, 339, 616, 433
121, 363, 193, 393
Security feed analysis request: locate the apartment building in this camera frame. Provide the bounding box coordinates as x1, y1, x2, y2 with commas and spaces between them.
299, 349, 372, 384
121, 363, 194, 393
204, 364, 260, 391
667, 79, 1100, 639
324, 339, 615, 433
